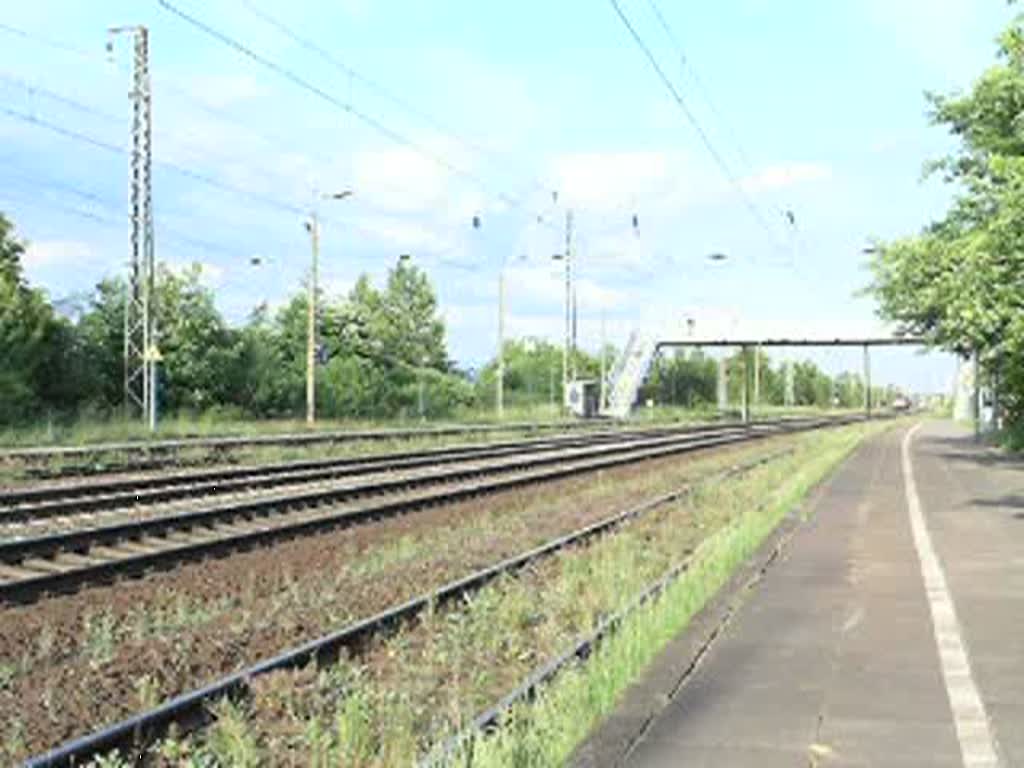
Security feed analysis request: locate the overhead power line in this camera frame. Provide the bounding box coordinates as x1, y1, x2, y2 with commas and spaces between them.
0, 162, 291, 261
0, 19, 330, 172
643, 0, 805, 272
643, 0, 757, 175
154, 0, 560, 232
0, 70, 118, 124
239, 0, 557, 203
0, 192, 116, 228
0, 104, 462, 269
0, 190, 255, 264
0, 104, 308, 216
607, 0, 782, 249
0, 71, 406, 224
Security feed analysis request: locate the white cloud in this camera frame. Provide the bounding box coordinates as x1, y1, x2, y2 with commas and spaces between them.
739, 163, 831, 193
351, 147, 454, 213
501, 263, 627, 311
549, 150, 690, 213
196, 261, 225, 286
861, 0, 980, 85
582, 230, 655, 272
23, 240, 97, 268
187, 74, 264, 110
356, 214, 454, 253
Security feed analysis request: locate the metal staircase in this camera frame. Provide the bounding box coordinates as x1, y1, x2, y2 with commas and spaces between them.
601, 330, 658, 419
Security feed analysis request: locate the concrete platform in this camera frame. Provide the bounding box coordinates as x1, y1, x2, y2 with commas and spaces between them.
574, 421, 1021, 767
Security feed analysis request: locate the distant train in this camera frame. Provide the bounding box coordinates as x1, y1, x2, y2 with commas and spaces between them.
891, 395, 912, 411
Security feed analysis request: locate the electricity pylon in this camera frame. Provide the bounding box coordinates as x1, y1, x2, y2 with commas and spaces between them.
108, 25, 157, 428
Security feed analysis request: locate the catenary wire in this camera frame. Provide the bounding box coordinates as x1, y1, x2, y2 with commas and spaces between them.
154, 0, 561, 234
608, 0, 784, 254
238, 0, 559, 204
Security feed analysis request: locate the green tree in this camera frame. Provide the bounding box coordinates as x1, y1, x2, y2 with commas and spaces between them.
152, 263, 241, 413
234, 264, 472, 421
378, 262, 448, 371
792, 360, 832, 407
642, 349, 717, 407
75, 278, 128, 411
0, 213, 78, 423
869, 15, 1024, 430
233, 302, 298, 416
477, 338, 573, 410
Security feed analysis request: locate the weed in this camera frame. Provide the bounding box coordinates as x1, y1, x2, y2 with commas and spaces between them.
134, 673, 161, 711
463, 421, 883, 766
204, 699, 261, 768
1, 719, 25, 764
333, 688, 374, 765
7, 423, 884, 764
86, 753, 133, 768
35, 622, 56, 660
82, 610, 118, 666
0, 662, 15, 691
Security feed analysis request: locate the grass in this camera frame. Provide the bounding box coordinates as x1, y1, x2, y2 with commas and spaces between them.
0, 406, 575, 449
0, 402, 855, 449
5, 438, 771, 690
4, 435, 821, 765
0, 422, 640, 487
637, 404, 855, 423
999, 422, 1024, 452
96, 419, 898, 767
460, 421, 882, 767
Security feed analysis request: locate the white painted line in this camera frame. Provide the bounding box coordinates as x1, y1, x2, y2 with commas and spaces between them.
901, 424, 1001, 768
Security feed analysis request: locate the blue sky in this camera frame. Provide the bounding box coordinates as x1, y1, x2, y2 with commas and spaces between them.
0, 0, 1015, 392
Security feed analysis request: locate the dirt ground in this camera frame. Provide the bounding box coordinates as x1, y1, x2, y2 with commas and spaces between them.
0, 435, 792, 762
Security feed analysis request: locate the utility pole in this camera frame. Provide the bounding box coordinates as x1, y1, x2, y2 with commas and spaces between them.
785, 359, 795, 407
306, 211, 320, 425
974, 350, 983, 438
419, 355, 428, 421
863, 344, 872, 419
741, 346, 751, 423
562, 209, 574, 406
571, 216, 578, 380
549, 365, 555, 414
305, 190, 352, 426
496, 271, 505, 419
599, 310, 607, 411
109, 25, 156, 429
753, 342, 761, 414
717, 356, 728, 413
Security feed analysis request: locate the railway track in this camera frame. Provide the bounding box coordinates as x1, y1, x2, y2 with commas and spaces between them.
0, 418, 617, 476
0, 419, 833, 603
23, 430, 811, 768
0, 425, 679, 523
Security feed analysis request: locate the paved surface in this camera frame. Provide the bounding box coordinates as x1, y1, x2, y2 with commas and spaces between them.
578, 421, 1022, 767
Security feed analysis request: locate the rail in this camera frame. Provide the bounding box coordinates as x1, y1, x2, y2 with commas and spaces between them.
25, 422, 839, 768
0, 421, 805, 603
0, 419, 606, 464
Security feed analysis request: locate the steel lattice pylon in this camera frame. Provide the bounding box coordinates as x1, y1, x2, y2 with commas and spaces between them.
110, 25, 156, 424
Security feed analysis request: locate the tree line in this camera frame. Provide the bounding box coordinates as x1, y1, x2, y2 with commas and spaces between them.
868, 13, 1024, 442
639, 348, 888, 410
2, 210, 883, 429
1, 212, 473, 425
473, 342, 886, 412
